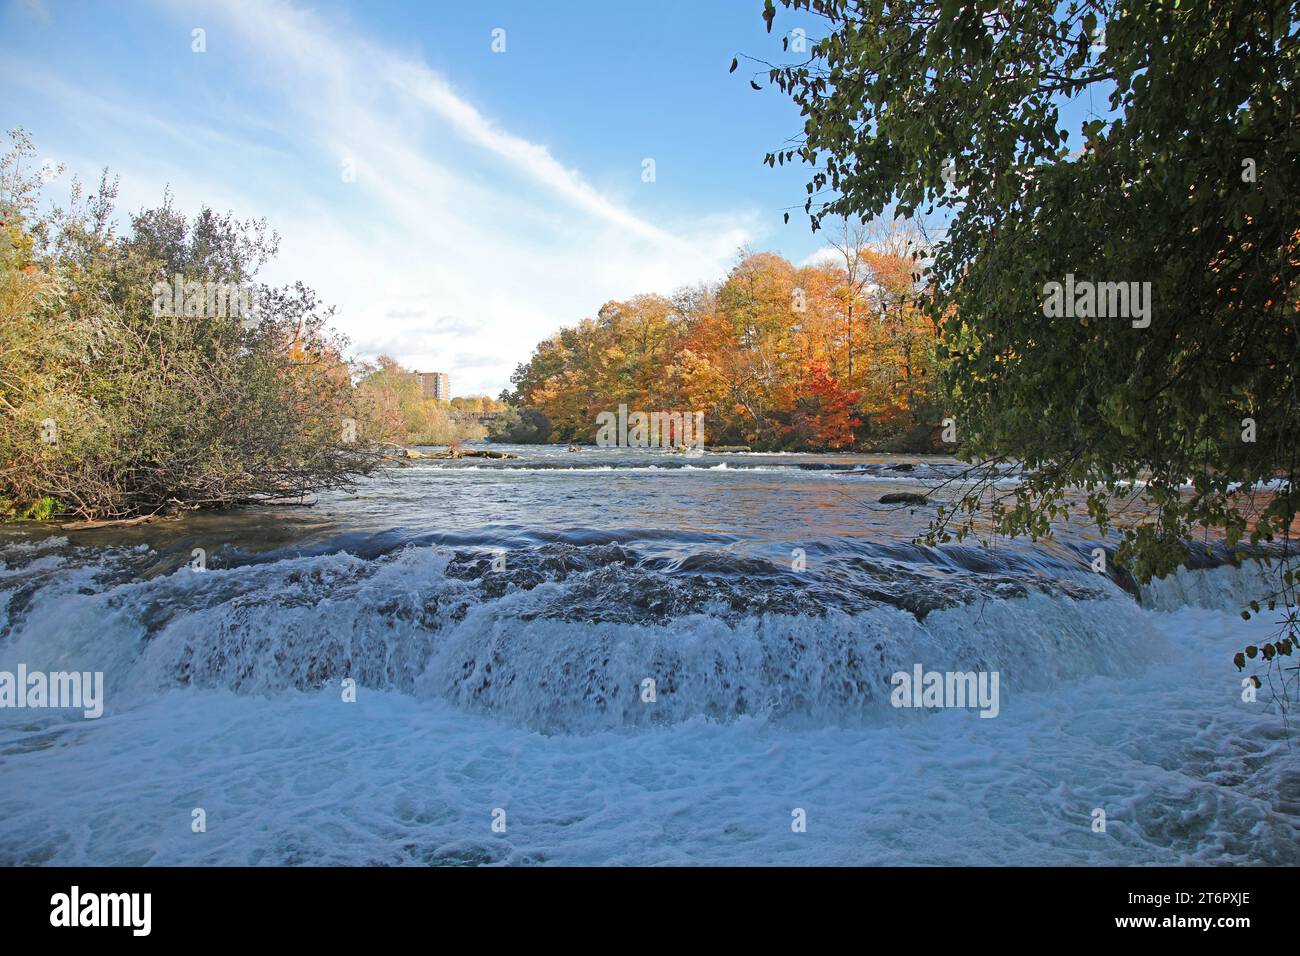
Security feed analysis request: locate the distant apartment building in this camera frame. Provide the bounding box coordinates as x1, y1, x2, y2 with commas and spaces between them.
412, 371, 450, 401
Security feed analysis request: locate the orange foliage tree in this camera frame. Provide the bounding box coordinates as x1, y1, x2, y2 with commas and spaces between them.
506, 223, 943, 451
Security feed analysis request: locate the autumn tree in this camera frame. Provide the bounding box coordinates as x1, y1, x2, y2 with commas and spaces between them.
0, 131, 379, 520
505, 245, 940, 450
795, 359, 861, 449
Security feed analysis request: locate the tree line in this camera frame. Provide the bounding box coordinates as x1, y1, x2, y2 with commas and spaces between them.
499, 220, 945, 451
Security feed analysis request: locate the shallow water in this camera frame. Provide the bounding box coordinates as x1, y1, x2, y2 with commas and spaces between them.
0, 445, 1296, 865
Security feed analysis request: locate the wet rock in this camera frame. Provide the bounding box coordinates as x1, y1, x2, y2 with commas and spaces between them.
405, 448, 517, 460
879, 492, 928, 505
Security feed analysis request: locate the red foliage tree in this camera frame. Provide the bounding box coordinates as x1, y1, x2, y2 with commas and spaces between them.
797, 359, 861, 450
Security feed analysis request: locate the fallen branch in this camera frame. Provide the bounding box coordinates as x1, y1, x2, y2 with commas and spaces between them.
60, 513, 180, 531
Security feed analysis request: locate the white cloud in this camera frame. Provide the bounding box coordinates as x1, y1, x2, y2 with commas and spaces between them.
20, 0, 757, 397
799, 246, 844, 269
192, 0, 761, 393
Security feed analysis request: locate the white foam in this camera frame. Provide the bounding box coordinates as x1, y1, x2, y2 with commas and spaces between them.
0, 603, 1294, 865
0, 552, 1295, 865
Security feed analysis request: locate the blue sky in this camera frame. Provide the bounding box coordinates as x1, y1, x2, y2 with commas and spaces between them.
1, 0, 839, 396
2, 0, 1109, 397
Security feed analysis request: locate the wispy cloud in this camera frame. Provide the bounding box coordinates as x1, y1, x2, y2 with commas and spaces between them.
15, 0, 756, 395
178, 0, 758, 391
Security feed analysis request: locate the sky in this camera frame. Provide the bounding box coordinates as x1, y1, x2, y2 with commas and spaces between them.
0, 0, 844, 397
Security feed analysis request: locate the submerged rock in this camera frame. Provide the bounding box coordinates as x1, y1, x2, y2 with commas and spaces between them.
879, 492, 928, 505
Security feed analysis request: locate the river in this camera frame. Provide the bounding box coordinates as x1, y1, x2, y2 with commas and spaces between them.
1, 445, 1296, 864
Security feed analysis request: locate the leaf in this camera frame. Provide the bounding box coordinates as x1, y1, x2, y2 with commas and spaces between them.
729, 57, 738, 74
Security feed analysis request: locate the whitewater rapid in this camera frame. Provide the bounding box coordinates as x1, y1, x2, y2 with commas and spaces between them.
0, 448, 1296, 865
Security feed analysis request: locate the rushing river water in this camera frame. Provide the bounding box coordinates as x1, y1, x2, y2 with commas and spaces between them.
1, 445, 1297, 865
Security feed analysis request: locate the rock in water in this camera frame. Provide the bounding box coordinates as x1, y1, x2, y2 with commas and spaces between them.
879, 492, 928, 505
